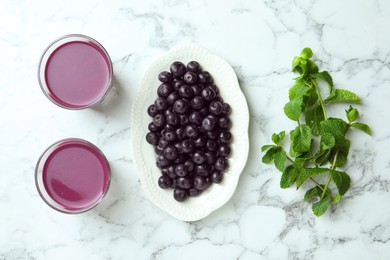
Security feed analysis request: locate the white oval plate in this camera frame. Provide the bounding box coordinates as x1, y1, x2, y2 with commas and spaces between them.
131, 43, 249, 221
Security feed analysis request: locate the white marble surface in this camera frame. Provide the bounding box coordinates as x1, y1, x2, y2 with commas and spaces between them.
0, 0, 389, 259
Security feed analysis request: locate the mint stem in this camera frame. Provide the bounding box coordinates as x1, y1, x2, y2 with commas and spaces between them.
311, 78, 328, 120
286, 155, 324, 192
320, 150, 339, 199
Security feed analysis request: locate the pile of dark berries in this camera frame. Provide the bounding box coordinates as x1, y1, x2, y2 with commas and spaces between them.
145, 61, 232, 202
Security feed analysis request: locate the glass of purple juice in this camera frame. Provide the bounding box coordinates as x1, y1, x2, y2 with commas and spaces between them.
35, 138, 111, 213
38, 34, 113, 109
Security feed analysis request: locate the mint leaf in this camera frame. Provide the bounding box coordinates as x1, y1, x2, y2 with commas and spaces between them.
280, 165, 298, 188
306, 60, 319, 74
296, 167, 329, 188
262, 147, 277, 164
346, 106, 359, 122
261, 144, 274, 152
350, 122, 372, 135
284, 97, 303, 121
305, 103, 325, 136
273, 149, 287, 172
304, 186, 322, 202
272, 131, 286, 145
292, 57, 303, 74
320, 133, 335, 151
333, 194, 342, 203
324, 89, 361, 104
312, 193, 331, 217
300, 47, 313, 59
329, 139, 351, 167
316, 149, 331, 166
320, 118, 348, 144
289, 81, 310, 100
331, 170, 351, 196
314, 71, 333, 93
290, 124, 312, 156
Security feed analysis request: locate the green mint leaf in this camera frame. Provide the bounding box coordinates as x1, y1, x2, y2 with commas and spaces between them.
262, 147, 277, 164
346, 106, 359, 122
272, 131, 286, 145
280, 165, 299, 188
315, 149, 331, 166
305, 103, 325, 136
292, 57, 304, 74
296, 167, 329, 188
300, 47, 313, 59
305, 87, 319, 107
314, 71, 334, 93
306, 60, 319, 74
331, 170, 351, 196
333, 194, 342, 203
320, 133, 336, 151
329, 139, 351, 167
324, 89, 361, 104
312, 193, 331, 217
289, 81, 310, 100
290, 124, 312, 156
304, 186, 322, 202
350, 122, 372, 135
320, 118, 348, 144
284, 97, 303, 121
261, 144, 275, 152
273, 149, 287, 172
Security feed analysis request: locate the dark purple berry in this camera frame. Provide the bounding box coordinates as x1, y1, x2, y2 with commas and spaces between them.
209, 100, 223, 115
177, 177, 191, 189
166, 92, 180, 105
201, 86, 216, 101
175, 164, 188, 177
147, 104, 158, 117
189, 111, 203, 125
219, 117, 231, 129
181, 139, 194, 153
222, 103, 231, 114
183, 71, 198, 85
158, 175, 173, 189
153, 114, 165, 127
189, 188, 201, 197
158, 71, 173, 83
179, 85, 194, 99
170, 61, 187, 78
166, 113, 179, 126
184, 160, 195, 172
202, 115, 217, 131
173, 188, 188, 202
185, 124, 199, 139
191, 85, 202, 96
214, 157, 228, 171
154, 97, 168, 111
211, 171, 223, 183
173, 99, 189, 114
173, 79, 185, 91
206, 139, 218, 151
187, 61, 201, 73
193, 176, 207, 190
218, 145, 231, 157
198, 71, 213, 84
164, 130, 176, 141
194, 135, 207, 148
157, 83, 173, 97
156, 155, 170, 168
146, 132, 159, 145
148, 122, 160, 132
195, 164, 210, 176
204, 151, 217, 165
190, 96, 205, 110
163, 146, 178, 160
192, 150, 206, 165
219, 131, 232, 143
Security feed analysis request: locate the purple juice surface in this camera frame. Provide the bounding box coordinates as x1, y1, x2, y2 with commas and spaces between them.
44, 41, 111, 108
42, 141, 110, 211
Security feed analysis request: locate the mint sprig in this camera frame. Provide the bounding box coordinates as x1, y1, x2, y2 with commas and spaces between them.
262, 47, 372, 217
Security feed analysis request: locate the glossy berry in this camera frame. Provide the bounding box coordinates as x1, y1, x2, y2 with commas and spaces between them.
170, 61, 187, 78
181, 139, 195, 153
192, 150, 206, 165
190, 96, 205, 110
146, 132, 159, 145
202, 115, 217, 131
177, 177, 191, 189
201, 86, 216, 101
156, 155, 170, 168
166, 92, 180, 105
163, 146, 178, 160
219, 131, 232, 143
164, 130, 176, 141
195, 164, 210, 177
173, 79, 185, 91
147, 104, 158, 117
185, 124, 199, 139
183, 71, 198, 85
214, 157, 228, 171
166, 113, 179, 126
218, 144, 231, 157
153, 114, 165, 127
189, 111, 203, 125
158, 71, 173, 83
175, 164, 188, 177
187, 61, 201, 72
219, 117, 231, 129
211, 171, 223, 183
193, 176, 207, 190
173, 188, 188, 202
173, 99, 189, 114
158, 175, 173, 189
148, 122, 160, 132
209, 100, 223, 115
157, 83, 173, 97
194, 135, 207, 148
198, 71, 213, 84
154, 97, 168, 111
179, 85, 194, 99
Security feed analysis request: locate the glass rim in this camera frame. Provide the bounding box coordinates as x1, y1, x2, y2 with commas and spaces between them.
37, 34, 113, 110
35, 138, 111, 214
